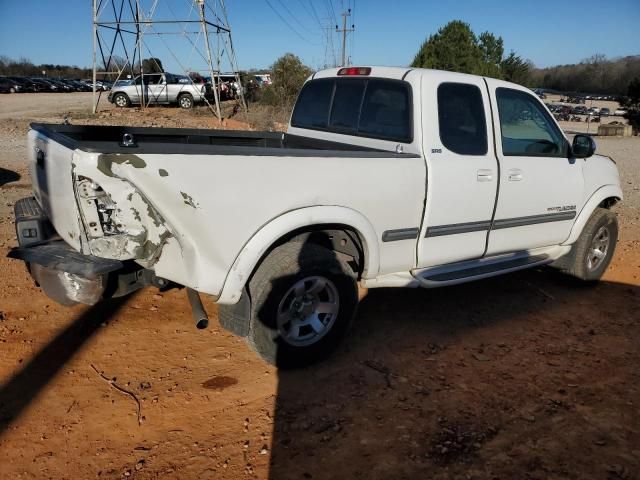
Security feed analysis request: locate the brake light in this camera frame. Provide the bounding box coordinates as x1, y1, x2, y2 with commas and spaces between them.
337, 67, 371, 76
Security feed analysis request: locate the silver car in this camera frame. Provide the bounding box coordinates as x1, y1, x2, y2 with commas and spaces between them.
108, 73, 206, 108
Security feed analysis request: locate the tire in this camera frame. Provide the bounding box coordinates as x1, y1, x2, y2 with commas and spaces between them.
113, 93, 130, 108
9, 87, 15, 94
178, 94, 194, 109
246, 242, 358, 368
554, 208, 618, 281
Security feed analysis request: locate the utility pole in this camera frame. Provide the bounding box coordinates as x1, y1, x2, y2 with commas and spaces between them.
336, 9, 354, 67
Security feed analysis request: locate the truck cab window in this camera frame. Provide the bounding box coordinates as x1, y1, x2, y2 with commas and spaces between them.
496, 88, 566, 157
291, 78, 412, 143
329, 79, 365, 131
291, 79, 334, 129
437, 83, 487, 155
358, 80, 411, 142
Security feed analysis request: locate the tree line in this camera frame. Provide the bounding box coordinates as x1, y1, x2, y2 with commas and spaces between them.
0, 55, 168, 79
410, 20, 639, 97
0, 56, 92, 79
530, 55, 640, 95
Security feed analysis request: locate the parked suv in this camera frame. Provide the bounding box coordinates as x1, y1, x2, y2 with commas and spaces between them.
108, 72, 206, 108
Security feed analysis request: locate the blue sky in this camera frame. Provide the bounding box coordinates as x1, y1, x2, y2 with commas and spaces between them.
0, 0, 638, 73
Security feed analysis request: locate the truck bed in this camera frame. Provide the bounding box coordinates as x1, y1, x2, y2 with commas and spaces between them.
31, 123, 406, 157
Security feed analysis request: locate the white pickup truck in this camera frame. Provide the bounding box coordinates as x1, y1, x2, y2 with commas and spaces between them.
10, 66, 622, 366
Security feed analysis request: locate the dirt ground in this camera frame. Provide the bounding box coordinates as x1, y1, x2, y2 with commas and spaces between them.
0, 93, 639, 480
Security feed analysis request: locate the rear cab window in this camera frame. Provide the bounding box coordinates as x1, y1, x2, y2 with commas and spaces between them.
291, 77, 412, 143
437, 82, 488, 155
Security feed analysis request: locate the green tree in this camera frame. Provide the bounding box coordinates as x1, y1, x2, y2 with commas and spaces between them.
411, 20, 482, 74
500, 51, 531, 85
141, 57, 164, 73
478, 31, 504, 78
621, 76, 640, 132
260, 53, 311, 108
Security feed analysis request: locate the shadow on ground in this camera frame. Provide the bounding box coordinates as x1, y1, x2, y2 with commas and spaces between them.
0, 168, 20, 187
0, 296, 130, 436
269, 268, 640, 479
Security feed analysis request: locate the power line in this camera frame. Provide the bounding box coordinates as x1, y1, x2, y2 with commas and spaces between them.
325, 0, 338, 26
263, 0, 319, 45
297, 0, 323, 29
307, 0, 323, 27
275, 0, 312, 32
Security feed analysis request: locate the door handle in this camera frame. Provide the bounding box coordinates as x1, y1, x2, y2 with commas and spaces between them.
477, 169, 493, 182
508, 169, 523, 181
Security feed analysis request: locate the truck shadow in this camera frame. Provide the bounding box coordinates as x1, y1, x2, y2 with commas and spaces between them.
0, 167, 20, 187
268, 247, 640, 478
0, 296, 130, 436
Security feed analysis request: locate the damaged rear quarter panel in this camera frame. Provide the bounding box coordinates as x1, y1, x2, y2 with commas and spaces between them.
74, 152, 173, 267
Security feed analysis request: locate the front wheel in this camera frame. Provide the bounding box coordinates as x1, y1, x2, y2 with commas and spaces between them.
178, 94, 194, 109
554, 207, 618, 281
113, 93, 130, 108
245, 242, 358, 368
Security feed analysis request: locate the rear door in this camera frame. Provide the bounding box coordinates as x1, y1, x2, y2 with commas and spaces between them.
485, 80, 583, 255
417, 75, 498, 267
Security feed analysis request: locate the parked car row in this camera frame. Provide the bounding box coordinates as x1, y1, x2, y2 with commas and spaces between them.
0, 76, 117, 93
546, 104, 624, 117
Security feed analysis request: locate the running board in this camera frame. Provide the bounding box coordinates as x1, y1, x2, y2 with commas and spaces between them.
413, 254, 552, 287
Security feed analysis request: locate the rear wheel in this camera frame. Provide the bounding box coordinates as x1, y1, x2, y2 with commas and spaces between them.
178, 94, 194, 109
245, 242, 358, 368
554, 208, 618, 281
113, 93, 130, 108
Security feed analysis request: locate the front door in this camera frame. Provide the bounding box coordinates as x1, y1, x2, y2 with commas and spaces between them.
485, 81, 584, 256
143, 74, 168, 105
417, 76, 499, 267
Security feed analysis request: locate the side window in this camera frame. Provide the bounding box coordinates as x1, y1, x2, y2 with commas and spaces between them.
290, 79, 334, 129
359, 80, 412, 142
329, 79, 365, 131
437, 83, 488, 155
496, 88, 566, 157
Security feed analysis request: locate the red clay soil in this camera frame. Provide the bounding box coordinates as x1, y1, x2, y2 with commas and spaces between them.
0, 103, 638, 479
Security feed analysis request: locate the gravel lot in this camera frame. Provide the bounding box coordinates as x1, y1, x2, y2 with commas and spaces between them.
0, 93, 638, 480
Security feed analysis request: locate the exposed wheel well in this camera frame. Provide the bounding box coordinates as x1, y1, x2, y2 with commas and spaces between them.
599, 197, 619, 209
260, 225, 366, 280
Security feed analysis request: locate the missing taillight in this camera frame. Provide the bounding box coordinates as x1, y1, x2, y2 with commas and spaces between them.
337, 67, 371, 76
76, 176, 124, 236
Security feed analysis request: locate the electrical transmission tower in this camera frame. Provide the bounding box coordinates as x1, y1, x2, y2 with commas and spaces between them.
335, 8, 354, 67
91, 0, 246, 120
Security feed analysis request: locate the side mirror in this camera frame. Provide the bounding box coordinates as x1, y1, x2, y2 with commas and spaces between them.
572, 134, 596, 158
